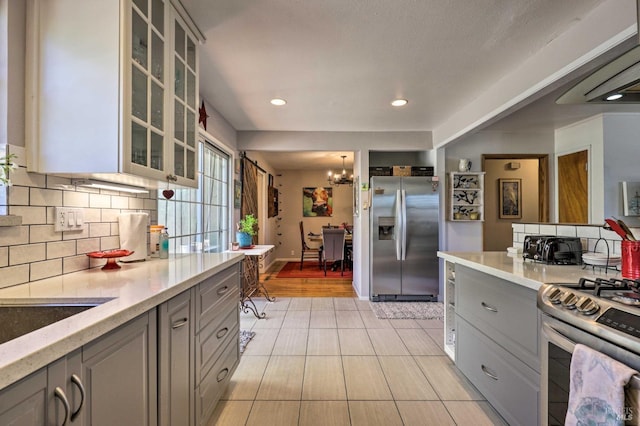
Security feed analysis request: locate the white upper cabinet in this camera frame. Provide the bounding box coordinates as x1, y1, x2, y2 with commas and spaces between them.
26, 0, 201, 188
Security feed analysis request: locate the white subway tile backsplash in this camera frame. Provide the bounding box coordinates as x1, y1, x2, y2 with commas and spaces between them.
0, 226, 29, 245
30, 188, 63, 206
0, 265, 29, 288
111, 223, 119, 235
89, 223, 110, 238
9, 206, 47, 225
77, 238, 100, 254
30, 259, 62, 281
101, 209, 121, 222
111, 196, 129, 209
9, 168, 46, 188
129, 197, 144, 210
46, 240, 76, 259
90, 193, 111, 208
46, 175, 71, 188
576, 226, 602, 239
63, 255, 90, 274
30, 225, 62, 243
63, 191, 89, 207
8, 186, 29, 205
556, 226, 577, 237
539, 225, 557, 235
100, 236, 120, 250
0, 247, 7, 267
62, 228, 89, 241
512, 223, 525, 233
524, 224, 540, 234
9, 243, 46, 265
144, 198, 157, 210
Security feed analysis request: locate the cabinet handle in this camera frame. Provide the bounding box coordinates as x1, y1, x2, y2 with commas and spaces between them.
70, 374, 85, 422
172, 318, 188, 329
54, 387, 70, 426
217, 285, 229, 296
481, 364, 498, 381
216, 327, 229, 339
216, 368, 229, 383
481, 301, 498, 313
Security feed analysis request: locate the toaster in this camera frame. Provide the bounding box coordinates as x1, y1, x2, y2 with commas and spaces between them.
523, 235, 583, 265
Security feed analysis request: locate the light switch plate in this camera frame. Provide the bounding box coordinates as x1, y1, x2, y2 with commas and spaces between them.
54, 207, 85, 232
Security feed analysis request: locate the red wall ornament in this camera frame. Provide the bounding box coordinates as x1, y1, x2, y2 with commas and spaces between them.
198, 100, 209, 130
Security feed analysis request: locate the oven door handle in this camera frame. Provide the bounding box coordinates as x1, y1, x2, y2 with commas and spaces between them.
542, 322, 576, 353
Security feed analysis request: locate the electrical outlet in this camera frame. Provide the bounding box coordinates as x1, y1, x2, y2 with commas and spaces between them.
54, 207, 85, 232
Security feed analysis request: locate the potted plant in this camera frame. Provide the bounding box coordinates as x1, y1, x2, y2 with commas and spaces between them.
236, 214, 258, 248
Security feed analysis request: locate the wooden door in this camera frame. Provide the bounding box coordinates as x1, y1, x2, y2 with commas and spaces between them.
558, 150, 588, 223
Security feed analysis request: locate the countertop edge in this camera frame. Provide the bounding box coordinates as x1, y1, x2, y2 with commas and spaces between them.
0, 253, 244, 391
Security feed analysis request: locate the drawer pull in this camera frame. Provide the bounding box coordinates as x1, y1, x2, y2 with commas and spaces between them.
481, 302, 498, 313
481, 364, 498, 381
217, 285, 230, 296
172, 318, 188, 329
217, 367, 229, 383
54, 386, 70, 426
216, 327, 229, 339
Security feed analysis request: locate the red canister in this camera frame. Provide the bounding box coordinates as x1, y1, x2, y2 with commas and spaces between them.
621, 240, 640, 279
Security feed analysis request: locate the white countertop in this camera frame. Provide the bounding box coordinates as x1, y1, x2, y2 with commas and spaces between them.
437, 251, 621, 291
0, 252, 244, 390
228, 244, 274, 256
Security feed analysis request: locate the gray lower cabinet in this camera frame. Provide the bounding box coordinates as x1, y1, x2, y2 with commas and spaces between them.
0, 313, 155, 426
80, 311, 157, 426
159, 262, 241, 426
455, 264, 540, 426
0, 352, 82, 426
159, 289, 194, 426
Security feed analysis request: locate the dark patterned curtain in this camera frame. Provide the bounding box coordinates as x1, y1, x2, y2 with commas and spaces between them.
241, 157, 259, 244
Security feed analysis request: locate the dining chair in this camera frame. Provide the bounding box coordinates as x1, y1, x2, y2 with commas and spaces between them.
299, 221, 322, 270
321, 228, 346, 276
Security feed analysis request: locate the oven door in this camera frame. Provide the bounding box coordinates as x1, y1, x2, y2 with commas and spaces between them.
541, 315, 640, 426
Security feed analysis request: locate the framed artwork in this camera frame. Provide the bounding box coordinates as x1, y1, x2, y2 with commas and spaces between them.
234, 179, 241, 208
302, 187, 333, 217
623, 181, 640, 216
499, 178, 521, 219
268, 186, 278, 217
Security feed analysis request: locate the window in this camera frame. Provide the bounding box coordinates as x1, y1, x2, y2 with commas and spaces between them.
158, 139, 230, 253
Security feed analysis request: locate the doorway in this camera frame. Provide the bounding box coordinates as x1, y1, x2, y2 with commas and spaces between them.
557, 150, 588, 224
482, 155, 549, 251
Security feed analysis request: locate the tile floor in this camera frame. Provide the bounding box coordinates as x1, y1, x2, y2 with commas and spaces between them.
208, 297, 507, 426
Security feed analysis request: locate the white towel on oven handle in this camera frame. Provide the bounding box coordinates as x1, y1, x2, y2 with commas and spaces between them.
566, 343, 638, 425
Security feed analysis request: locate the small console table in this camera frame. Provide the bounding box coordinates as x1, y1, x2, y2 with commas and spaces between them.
235, 245, 275, 318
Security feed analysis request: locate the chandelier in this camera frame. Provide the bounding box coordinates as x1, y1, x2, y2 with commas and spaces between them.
327, 155, 354, 186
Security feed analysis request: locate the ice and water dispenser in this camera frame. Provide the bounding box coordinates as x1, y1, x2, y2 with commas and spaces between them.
378, 217, 395, 240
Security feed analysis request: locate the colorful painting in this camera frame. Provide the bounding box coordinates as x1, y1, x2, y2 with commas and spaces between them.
303, 187, 333, 217
499, 178, 521, 219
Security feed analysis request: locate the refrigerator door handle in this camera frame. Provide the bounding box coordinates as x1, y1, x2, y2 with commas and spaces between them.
401, 189, 407, 260
395, 189, 402, 261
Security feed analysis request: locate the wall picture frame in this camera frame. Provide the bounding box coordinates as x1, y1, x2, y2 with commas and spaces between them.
302, 187, 333, 217
623, 181, 640, 216
233, 179, 241, 208
499, 178, 521, 219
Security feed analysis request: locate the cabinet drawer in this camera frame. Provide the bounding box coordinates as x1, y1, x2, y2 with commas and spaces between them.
456, 265, 539, 370
456, 316, 539, 426
195, 301, 239, 383
196, 338, 239, 425
195, 265, 240, 331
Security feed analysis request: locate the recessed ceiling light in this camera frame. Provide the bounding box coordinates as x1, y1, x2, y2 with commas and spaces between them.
270, 98, 287, 106
605, 93, 623, 101
391, 99, 408, 107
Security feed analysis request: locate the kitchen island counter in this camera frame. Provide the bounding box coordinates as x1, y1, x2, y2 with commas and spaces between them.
0, 252, 244, 391
437, 251, 620, 291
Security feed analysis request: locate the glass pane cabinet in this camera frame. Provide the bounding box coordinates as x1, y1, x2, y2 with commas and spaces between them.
172, 15, 198, 181
26, 0, 199, 188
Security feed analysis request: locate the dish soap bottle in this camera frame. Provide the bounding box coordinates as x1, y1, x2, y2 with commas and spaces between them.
159, 228, 169, 259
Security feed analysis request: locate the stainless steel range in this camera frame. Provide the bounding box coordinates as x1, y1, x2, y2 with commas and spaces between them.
538, 278, 640, 425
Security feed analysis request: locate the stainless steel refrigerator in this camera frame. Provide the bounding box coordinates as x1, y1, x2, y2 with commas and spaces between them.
370, 176, 440, 301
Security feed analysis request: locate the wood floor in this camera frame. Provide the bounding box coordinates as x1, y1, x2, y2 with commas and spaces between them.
260, 261, 356, 298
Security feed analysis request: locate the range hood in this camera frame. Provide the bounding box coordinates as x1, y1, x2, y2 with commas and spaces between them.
557, 1, 640, 104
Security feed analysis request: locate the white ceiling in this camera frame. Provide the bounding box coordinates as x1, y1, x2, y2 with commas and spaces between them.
181, 0, 639, 166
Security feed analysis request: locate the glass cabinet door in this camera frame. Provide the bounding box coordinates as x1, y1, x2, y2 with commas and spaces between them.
130, 0, 165, 172
173, 16, 198, 181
